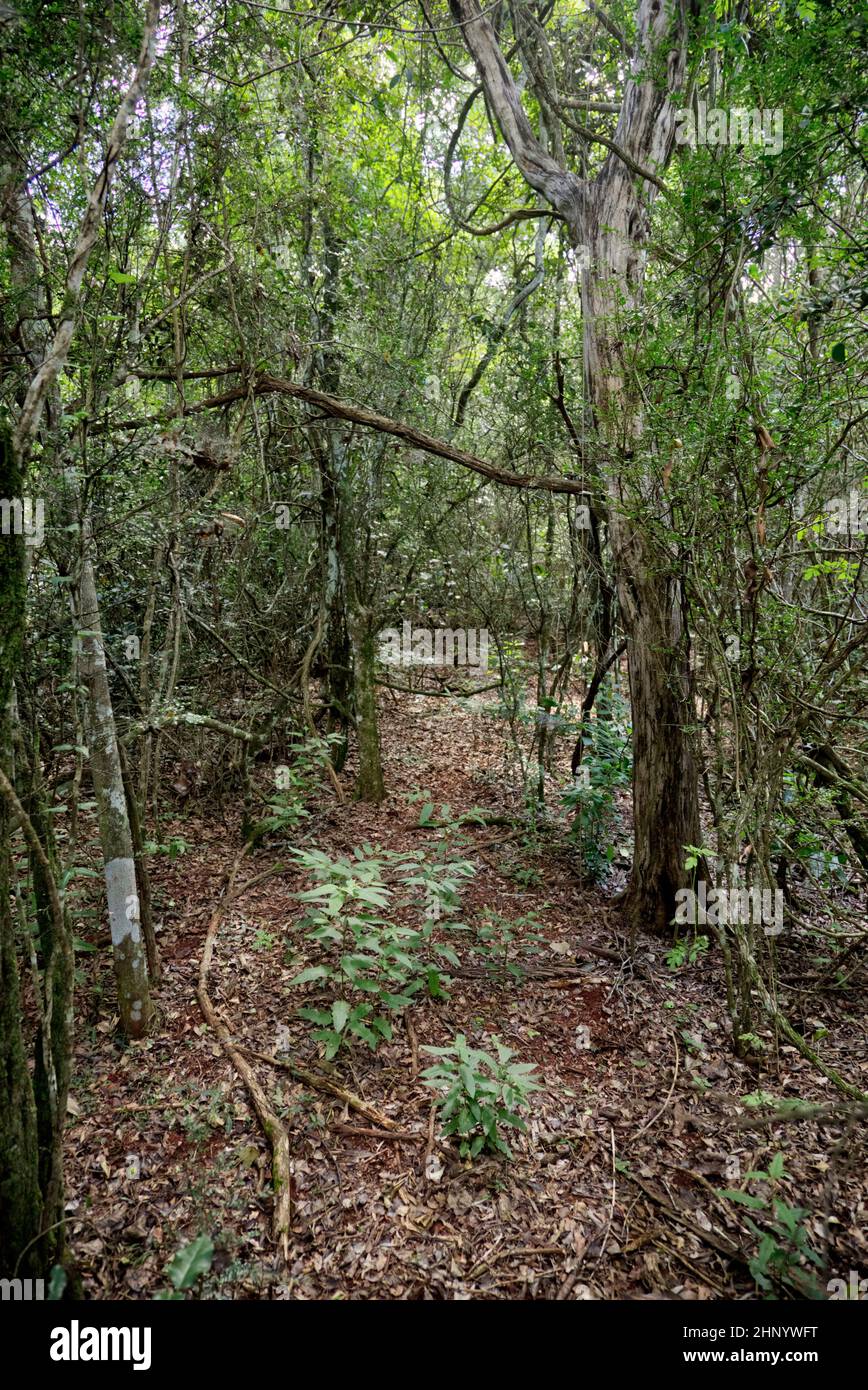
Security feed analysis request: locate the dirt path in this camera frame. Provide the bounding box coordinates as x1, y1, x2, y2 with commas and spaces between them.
65, 691, 867, 1299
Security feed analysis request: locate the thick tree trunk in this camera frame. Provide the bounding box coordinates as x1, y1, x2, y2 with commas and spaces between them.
450, 0, 700, 935
582, 176, 702, 936
614, 544, 702, 934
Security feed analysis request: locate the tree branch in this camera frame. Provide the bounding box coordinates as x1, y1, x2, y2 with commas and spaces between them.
447, 0, 587, 227
108, 372, 591, 495
13, 0, 162, 454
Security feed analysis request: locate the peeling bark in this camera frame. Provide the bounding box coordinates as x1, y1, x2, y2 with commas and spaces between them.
449, 0, 701, 936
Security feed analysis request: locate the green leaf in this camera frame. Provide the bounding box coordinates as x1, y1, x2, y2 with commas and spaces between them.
433, 944, 460, 966
427, 968, 445, 998
418, 802, 435, 826
459, 1064, 477, 1098
332, 1000, 350, 1033
312, 1029, 343, 1060
348, 1018, 379, 1047
289, 965, 330, 986
297, 1007, 332, 1026
717, 1189, 768, 1210
167, 1235, 214, 1290
381, 992, 415, 1010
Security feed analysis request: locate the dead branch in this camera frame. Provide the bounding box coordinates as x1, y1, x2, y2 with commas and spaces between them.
196, 845, 293, 1256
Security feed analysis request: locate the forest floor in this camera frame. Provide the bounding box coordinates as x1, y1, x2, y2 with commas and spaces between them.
64, 688, 868, 1300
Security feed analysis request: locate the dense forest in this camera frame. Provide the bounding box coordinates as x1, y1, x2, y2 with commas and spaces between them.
1, 0, 866, 1328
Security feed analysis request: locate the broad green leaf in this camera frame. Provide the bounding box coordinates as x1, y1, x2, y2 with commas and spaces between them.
167, 1235, 214, 1290
718, 1189, 768, 1210
289, 965, 330, 986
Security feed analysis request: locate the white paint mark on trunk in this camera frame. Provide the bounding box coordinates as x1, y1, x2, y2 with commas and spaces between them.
105, 857, 141, 946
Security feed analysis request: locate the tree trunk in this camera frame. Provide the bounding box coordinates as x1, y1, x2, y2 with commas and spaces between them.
20, 721, 74, 1266
350, 611, 385, 804
615, 549, 701, 934
311, 216, 385, 799
582, 170, 702, 937
449, 0, 701, 935
0, 423, 44, 1277
77, 533, 152, 1037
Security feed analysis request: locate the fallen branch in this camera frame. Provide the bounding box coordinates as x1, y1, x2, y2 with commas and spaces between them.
622, 1170, 750, 1270
196, 845, 293, 1256
123, 709, 259, 745
377, 677, 502, 697
734, 1099, 868, 1130
331, 1123, 418, 1142
242, 1047, 399, 1131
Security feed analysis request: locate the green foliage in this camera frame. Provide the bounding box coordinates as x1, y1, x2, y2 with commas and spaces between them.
287, 845, 475, 1058
665, 935, 709, 970
144, 835, 189, 860
471, 908, 547, 979
155, 1235, 214, 1299
717, 1155, 824, 1298
421, 1033, 541, 1159
563, 689, 631, 882
252, 736, 343, 842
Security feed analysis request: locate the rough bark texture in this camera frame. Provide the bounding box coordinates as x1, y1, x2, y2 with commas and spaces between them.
1, 161, 75, 1269
0, 422, 43, 1276
450, 0, 701, 936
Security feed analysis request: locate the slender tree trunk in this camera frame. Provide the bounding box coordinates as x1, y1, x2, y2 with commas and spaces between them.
18, 712, 74, 1265
318, 446, 353, 771
0, 424, 43, 1277
77, 528, 152, 1037
119, 741, 160, 982
312, 217, 385, 798
350, 609, 385, 803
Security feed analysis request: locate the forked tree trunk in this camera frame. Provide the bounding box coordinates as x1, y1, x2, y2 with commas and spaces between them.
450, 0, 701, 935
